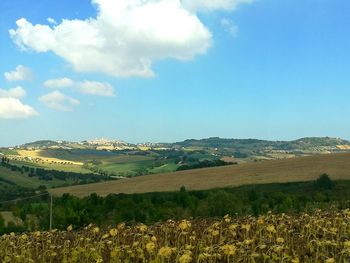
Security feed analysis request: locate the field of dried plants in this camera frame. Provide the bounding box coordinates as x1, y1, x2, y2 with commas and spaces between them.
1, 209, 350, 262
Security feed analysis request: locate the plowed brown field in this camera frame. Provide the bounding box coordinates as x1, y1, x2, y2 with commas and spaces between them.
49, 152, 350, 197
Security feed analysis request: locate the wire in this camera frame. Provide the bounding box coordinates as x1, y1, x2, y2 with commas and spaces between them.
0, 192, 50, 204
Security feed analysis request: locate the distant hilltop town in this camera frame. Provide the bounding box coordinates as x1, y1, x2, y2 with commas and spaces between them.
11, 138, 169, 152
85, 138, 128, 146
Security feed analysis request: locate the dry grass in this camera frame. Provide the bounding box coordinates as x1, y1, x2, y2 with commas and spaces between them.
49, 153, 350, 197
16, 150, 84, 165
0, 211, 23, 227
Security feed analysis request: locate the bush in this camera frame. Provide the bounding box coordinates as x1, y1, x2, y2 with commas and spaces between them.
315, 174, 335, 190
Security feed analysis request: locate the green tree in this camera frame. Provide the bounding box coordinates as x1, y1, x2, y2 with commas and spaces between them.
315, 174, 335, 190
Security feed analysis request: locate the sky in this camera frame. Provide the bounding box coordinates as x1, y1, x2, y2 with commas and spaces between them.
1, 0, 350, 146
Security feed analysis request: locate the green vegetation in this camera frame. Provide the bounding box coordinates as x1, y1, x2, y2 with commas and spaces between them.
0, 157, 111, 189
172, 136, 350, 157
175, 136, 350, 150
96, 160, 155, 176
176, 159, 235, 171
38, 148, 120, 162
6, 136, 350, 180
149, 162, 178, 173
84, 149, 232, 177
21, 140, 64, 148
9, 159, 93, 174
0, 167, 64, 188
0, 148, 18, 155
2, 175, 350, 233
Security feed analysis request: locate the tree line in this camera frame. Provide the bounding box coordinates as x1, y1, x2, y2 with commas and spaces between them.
1, 157, 111, 184
1, 174, 349, 233
176, 159, 236, 171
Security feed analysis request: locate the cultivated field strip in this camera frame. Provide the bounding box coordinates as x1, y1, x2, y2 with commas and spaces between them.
49, 153, 350, 197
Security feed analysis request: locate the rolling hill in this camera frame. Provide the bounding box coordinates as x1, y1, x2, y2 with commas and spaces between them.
49, 152, 350, 197
170, 136, 350, 157
2, 136, 350, 178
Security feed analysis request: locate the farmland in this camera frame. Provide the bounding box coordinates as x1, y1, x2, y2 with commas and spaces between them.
1, 209, 350, 262
0, 166, 66, 188
3, 148, 178, 177
49, 152, 350, 197
2, 136, 350, 181
0, 158, 111, 194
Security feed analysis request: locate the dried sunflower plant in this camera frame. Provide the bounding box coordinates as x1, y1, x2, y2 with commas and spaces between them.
1, 209, 350, 262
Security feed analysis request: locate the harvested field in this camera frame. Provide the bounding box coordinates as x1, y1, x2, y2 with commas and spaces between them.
49, 152, 350, 197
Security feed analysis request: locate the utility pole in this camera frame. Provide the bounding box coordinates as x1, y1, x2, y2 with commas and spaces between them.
49, 194, 53, 231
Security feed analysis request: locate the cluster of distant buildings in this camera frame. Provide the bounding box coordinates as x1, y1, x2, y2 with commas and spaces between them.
11, 138, 172, 152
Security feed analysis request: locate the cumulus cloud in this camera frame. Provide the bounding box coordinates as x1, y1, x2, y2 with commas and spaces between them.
0, 98, 38, 119
4, 65, 34, 82
0, 86, 26, 99
0, 86, 37, 119
43, 78, 115, 97
47, 17, 57, 25
9, 0, 217, 78
39, 91, 80, 112
76, 81, 115, 97
221, 18, 239, 37
182, 0, 253, 12
43, 77, 75, 89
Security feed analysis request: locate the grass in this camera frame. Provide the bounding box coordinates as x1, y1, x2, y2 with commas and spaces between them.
98, 160, 155, 175
15, 149, 156, 175
0, 211, 23, 226
13, 148, 227, 177
10, 159, 93, 174
35, 149, 140, 163
0, 149, 18, 155
17, 150, 83, 164
149, 162, 178, 173
100, 155, 154, 164
39, 149, 115, 162
0, 167, 70, 188
49, 152, 350, 197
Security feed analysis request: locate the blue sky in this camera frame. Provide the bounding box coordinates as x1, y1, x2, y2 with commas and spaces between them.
1, 0, 350, 146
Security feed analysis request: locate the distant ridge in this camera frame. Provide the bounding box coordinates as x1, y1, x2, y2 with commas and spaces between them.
11, 136, 350, 164
169, 136, 350, 156
21, 140, 63, 148
18, 136, 350, 149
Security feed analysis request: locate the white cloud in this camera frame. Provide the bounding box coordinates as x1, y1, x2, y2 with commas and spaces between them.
182, 0, 253, 12
0, 86, 37, 119
221, 18, 239, 37
43, 77, 74, 89
4, 65, 34, 82
39, 91, 80, 112
0, 86, 26, 99
43, 78, 115, 97
10, 0, 214, 78
76, 81, 115, 97
0, 98, 38, 119
47, 17, 57, 25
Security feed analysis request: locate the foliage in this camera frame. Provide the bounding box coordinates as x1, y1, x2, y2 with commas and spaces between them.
0, 214, 4, 229
0, 183, 39, 202
315, 174, 335, 190
176, 137, 350, 151
176, 159, 236, 171
1, 157, 111, 185
3, 176, 350, 233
